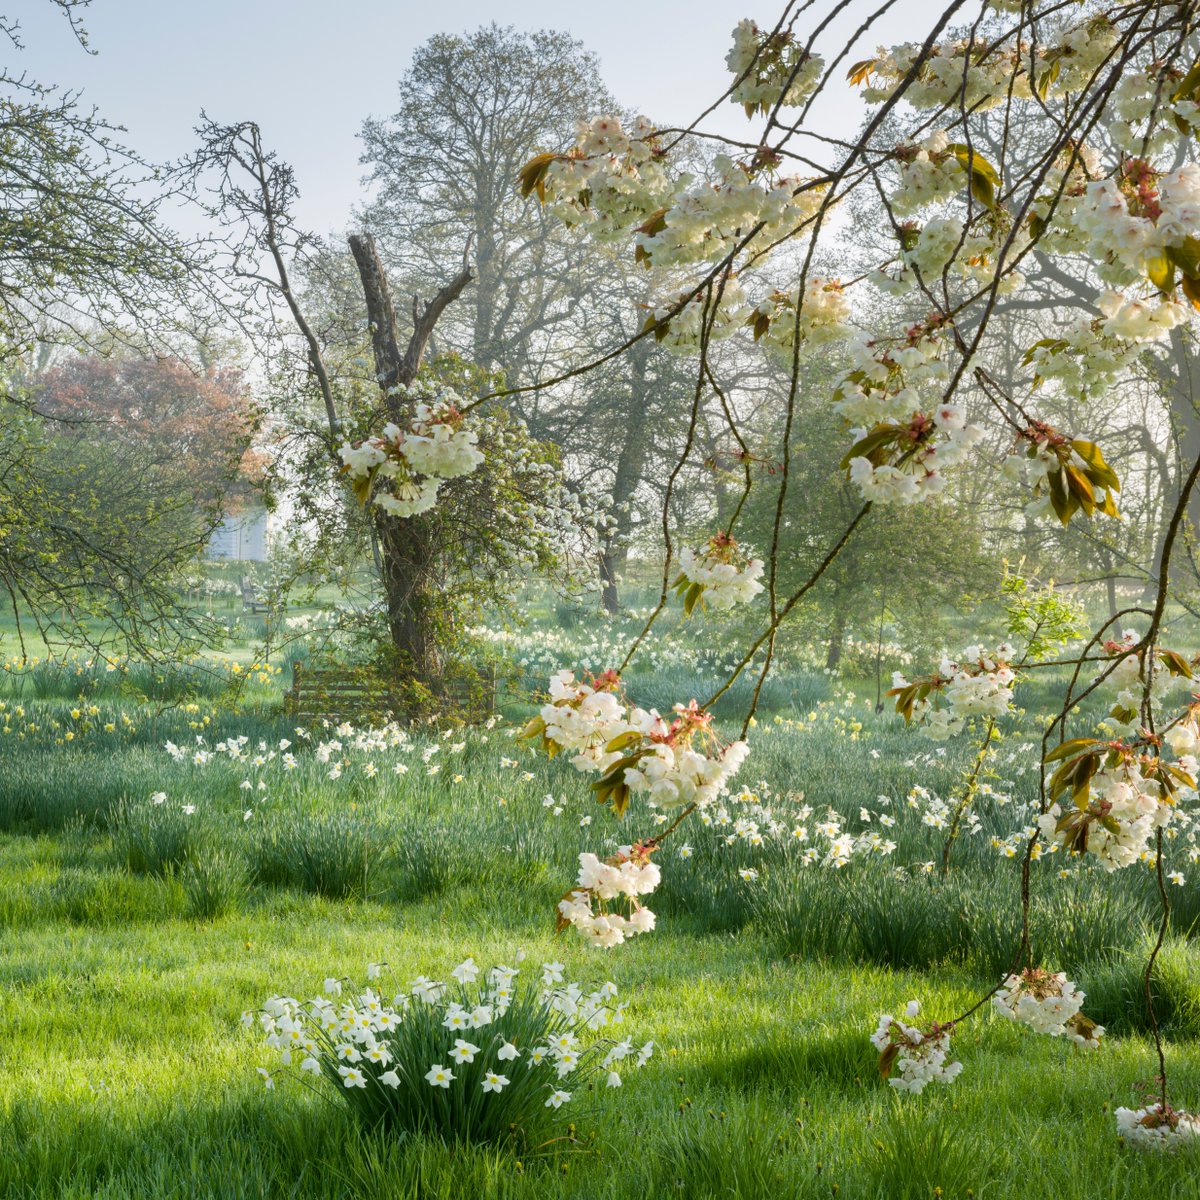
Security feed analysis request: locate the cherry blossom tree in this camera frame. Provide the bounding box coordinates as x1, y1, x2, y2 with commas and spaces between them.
485, 0, 1200, 1144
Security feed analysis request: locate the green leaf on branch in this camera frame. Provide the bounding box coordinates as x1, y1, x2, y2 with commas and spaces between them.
841, 425, 901, 469
1146, 250, 1175, 293
946, 143, 1001, 209
1167, 237, 1200, 279
877, 1042, 900, 1080
1158, 648, 1194, 679
604, 730, 643, 753
1044, 738, 1100, 764
517, 152, 560, 201
1070, 441, 1120, 493
517, 714, 546, 744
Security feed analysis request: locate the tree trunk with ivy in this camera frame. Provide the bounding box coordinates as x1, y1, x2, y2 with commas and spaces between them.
347, 233, 472, 691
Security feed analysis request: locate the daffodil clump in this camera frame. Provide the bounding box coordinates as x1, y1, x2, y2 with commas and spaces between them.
250, 955, 653, 1146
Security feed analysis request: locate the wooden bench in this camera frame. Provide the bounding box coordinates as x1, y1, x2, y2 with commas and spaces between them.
284, 662, 495, 726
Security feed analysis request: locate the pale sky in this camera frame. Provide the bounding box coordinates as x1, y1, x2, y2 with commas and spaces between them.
6, 0, 928, 233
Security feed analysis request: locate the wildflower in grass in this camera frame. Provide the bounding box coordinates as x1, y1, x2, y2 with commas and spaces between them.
255, 955, 649, 1145
426, 1064, 455, 1087
257, 1068, 274, 1090
1169, 871, 1185, 885
443, 1007, 471, 1031
452, 958, 480, 984
451, 1039, 481, 1063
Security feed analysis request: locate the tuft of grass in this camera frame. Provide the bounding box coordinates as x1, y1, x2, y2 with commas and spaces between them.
112, 798, 196, 879
182, 845, 250, 920
251, 810, 389, 899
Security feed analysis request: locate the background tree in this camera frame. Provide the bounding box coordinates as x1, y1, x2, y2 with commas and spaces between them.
186, 121, 583, 697
32, 354, 261, 508
359, 24, 611, 382
0, 1, 237, 663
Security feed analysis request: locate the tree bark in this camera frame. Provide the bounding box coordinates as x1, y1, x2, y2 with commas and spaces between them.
1148, 328, 1200, 598
598, 343, 652, 614
826, 610, 847, 671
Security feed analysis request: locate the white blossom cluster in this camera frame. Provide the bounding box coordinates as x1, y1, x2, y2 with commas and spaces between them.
541, 115, 675, 243
992, 969, 1103, 1047
535, 671, 750, 810
833, 329, 986, 506
847, 402, 984, 506
832, 331, 949, 427
1037, 759, 1176, 871
1115, 1103, 1200, 1152
893, 644, 1016, 739
859, 38, 1026, 111
1109, 67, 1200, 155
1096, 290, 1188, 343
1071, 164, 1200, 284
624, 733, 752, 811
677, 540, 765, 611
338, 390, 484, 518
539, 669, 641, 775
888, 131, 965, 215
858, 16, 1117, 111
558, 849, 661, 948
634, 155, 826, 272
1097, 629, 1186, 724
748, 276, 852, 357
250, 956, 652, 1100
1023, 319, 1137, 401
869, 1001, 963, 1094
726, 19, 824, 113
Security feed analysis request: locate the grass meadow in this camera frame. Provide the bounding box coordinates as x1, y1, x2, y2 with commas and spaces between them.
1, 605, 1199, 1198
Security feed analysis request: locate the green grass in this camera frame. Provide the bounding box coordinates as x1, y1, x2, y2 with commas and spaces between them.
0, 663, 1198, 1197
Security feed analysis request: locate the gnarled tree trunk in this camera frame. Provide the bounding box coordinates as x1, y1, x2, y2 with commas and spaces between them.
347, 232, 472, 688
